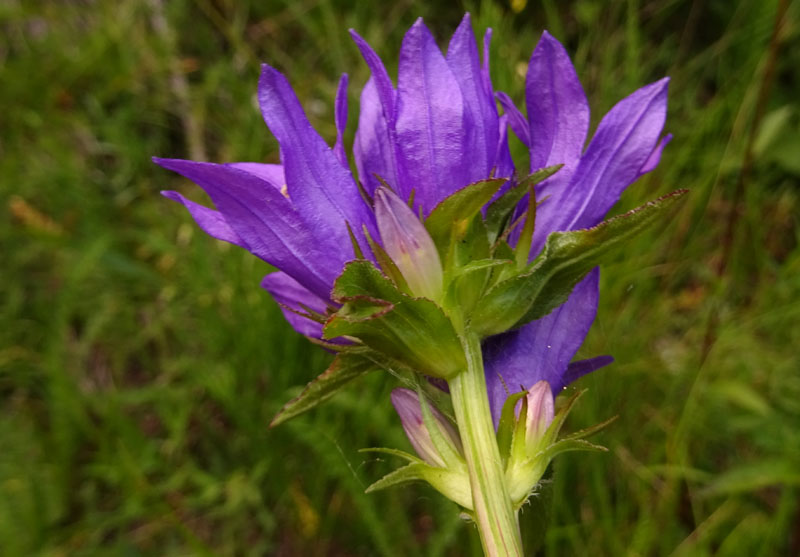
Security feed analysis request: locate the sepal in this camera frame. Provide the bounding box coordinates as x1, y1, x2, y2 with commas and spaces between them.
361, 457, 473, 510
425, 177, 507, 266
504, 387, 616, 508
324, 261, 466, 379
484, 165, 563, 245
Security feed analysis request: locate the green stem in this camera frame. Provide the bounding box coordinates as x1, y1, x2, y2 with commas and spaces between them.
449, 329, 524, 557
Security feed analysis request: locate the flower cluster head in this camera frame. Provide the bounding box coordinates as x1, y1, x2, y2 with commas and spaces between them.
156, 14, 684, 508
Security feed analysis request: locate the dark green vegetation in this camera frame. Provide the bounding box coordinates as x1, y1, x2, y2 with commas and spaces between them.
2, 0, 799, 554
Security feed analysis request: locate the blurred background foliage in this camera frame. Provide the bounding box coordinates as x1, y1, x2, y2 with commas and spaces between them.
1, 0, 799, 555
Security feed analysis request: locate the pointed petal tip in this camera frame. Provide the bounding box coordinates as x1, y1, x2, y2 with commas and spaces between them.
152, 156, 179, 169
535, 29, 568, 56
258, 63, 276, 80
643, 76, 671, 95
160, 190, 180, 201
407, 17, 432, 37
152, 156, 203, 173
348, 28, 367, 45
540, 29, 556, 42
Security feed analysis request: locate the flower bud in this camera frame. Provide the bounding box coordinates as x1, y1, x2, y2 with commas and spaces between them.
523, 380, 554, 450
374, 187, 444, 301
391, 388, 462, 467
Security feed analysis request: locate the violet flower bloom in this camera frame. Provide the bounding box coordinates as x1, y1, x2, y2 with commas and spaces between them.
484, 31, 670, 422
155, 14, 510, 342
155, 17, 670, 425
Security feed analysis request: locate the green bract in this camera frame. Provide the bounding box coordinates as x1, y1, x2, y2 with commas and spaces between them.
268, 176, 687, 428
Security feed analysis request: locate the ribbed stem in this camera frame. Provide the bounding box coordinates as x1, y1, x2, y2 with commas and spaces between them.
449, 330, 523, 557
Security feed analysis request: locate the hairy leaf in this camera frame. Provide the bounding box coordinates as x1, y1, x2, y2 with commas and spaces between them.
473, 190, 688, 336
270, 351, 378, 427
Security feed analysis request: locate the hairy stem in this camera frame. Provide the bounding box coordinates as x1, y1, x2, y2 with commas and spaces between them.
449, 329, 523, 557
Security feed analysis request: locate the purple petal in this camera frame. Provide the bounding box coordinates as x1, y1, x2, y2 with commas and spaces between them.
483, 268, 599, 424
349, 29, 396, 126
154, 157, 337, 301
227, 163, 285, 190
161, 190, 244, 247
481, 28, 494, 99
261, 272, 330, 339
562, 78, 670, 231
258, 65, 376, 246
496, 91, 531, 147
446, 13, 497, 183
480, 30, 517, 183
355, 77, 398, 196
334, 73, 349, 168
639, 132, 672, 175
395, 18, 466, 213
562, 355, 614, 386
526, 31, 590, 171
530, 77, 669, 251
493, 114, 515, 180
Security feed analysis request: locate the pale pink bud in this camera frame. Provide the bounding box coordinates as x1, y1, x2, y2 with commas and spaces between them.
391, 388, 462, 467
374, 187, 444, 301
524, 380, 554, 448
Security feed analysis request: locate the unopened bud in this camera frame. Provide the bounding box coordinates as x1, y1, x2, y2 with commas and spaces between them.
374, 187, 444, 301
391, 388, 462, 467
524, 380, 554, 450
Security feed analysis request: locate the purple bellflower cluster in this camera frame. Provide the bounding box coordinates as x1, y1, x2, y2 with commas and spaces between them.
156, 14, 684, 556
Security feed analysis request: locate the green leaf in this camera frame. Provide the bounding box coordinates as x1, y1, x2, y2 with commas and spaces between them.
324, 295, 466, 379
359, 447, 423, 463
345, 221, 366, 259
270, 351, 378, 427
497, 390, 529, 466
364, 462, 429, 493
333, 260, 405, 304
425, 178, 507, 262
484, 165, 563, 245
542, 438, 608, 460
473, 189, 688, 336
542, 389, 584, 446
364, 461, 473, 509
488, 239, 518, 286
444, 215, 493, 315
562, 415, 618, 441
451, 258, 513, 278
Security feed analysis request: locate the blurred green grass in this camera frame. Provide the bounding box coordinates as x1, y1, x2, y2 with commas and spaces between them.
2, 0, 799, 555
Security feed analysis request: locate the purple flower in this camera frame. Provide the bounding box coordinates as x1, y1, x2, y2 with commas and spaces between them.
155, 18, 669, 425
484, 31, 670, 422
155, 13, 509, 340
